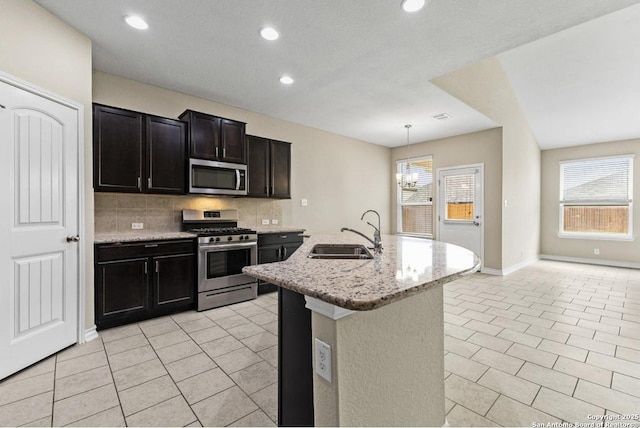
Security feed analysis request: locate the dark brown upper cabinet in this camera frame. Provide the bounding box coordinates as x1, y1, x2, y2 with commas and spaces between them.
179, 110, 246, 164
145, 115, 187, 194
93, 104, 144, 193
246, 135, 291, 199
93, 104, 187, 195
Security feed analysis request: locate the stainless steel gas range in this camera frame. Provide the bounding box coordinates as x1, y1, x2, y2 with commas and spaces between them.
182, 209, 257, 311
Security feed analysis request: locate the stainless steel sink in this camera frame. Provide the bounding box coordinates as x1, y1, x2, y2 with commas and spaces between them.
308, 244, 373, 260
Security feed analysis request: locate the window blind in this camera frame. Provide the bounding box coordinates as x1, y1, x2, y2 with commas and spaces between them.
560, 156, 633, 204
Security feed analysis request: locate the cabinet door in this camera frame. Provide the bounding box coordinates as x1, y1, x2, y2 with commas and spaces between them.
220, 119, 246, 164
270, 140, 292, 199
93, 104, 143, 192
96, 258, 149, 329
153, 254, 195, 309
184, 111, 220, 160
281, 242, 302, 261
246, 135, 270, 197
146, 116, 187, 194
258, 244, 282, 264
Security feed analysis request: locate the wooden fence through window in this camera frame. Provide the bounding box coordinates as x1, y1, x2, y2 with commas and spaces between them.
563, 206, 628, 233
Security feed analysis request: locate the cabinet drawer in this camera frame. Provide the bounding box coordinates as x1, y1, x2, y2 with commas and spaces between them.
96, 239, 195, 262
258, 232, 303, 246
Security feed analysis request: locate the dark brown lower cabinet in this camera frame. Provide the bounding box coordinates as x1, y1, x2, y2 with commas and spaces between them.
257, 232, 304, 294
278, 288, 314, 426
95, 239, 196, 330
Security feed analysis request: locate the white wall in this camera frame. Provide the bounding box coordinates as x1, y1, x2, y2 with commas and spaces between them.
541, 138, 640, 265
93, 72, 392, 235
433, 57, 541, 272
0, 0, 94, 329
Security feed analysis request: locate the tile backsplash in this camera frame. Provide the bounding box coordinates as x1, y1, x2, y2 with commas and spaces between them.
95, 193, 283, 234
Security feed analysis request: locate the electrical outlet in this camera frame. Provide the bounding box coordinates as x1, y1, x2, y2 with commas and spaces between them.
272, 219, 279, 225
131, 223, 144, 230
314, 338, 332, 382
594, 248, 600, 255
261, 219, 270, 225
504, 200, 508, 208
301, 198, 308, 207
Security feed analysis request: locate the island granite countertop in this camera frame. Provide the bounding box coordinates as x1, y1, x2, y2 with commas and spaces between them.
243, 233, 480, 311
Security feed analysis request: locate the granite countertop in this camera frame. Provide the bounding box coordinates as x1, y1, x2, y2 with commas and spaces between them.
94, 231, 197, 244
254, 226, 307, 234
243, 233, 480, 311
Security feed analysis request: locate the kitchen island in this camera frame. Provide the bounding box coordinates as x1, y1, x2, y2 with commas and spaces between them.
243, 233, 480, 427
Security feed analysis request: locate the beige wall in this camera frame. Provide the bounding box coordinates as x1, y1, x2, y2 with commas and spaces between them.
93, 72, 392, 235
0, 0, 94, 329
541, 138, 640, 264
433, 57, 541, 271
390, 128, 503, 270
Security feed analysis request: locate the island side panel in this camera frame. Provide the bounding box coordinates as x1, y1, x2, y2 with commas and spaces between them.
311, 285, 445, 427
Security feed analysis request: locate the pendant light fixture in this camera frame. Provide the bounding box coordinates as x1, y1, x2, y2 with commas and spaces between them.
396, 124, 419, 188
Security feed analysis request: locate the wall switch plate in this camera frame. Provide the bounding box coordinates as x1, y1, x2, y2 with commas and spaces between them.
131, 223, 144, 230
272, 219, 279, 225
314, 338, 332, 382
301, 198, 308, 207
261, 219, 270, 225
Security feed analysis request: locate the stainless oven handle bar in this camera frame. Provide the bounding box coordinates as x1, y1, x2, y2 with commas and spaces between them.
199, 241, 257, 252
235, 169, 241, 191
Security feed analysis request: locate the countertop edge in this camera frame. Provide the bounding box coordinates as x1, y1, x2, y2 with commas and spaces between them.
244, 258, 481, 311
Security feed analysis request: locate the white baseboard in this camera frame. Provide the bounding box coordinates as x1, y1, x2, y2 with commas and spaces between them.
481, 267, 503, 276
540, 254, 640, 269
83, 325, 99, 343
480, 255, 540, 276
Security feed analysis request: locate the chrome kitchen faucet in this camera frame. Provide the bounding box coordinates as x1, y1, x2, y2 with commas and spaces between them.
340, 209, 383, 253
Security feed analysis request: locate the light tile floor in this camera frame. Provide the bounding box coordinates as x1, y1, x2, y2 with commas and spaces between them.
1, 260, 639, 427
0, 292, 280, 427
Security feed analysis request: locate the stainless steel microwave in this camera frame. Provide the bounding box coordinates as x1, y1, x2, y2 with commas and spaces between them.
189, 158, 247, 196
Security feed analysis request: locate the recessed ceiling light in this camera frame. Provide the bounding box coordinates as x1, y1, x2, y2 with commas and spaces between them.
279, 76, 294, 85
401, 0, 426, 13
260, 27, 279, 41
124, 15, 148, 30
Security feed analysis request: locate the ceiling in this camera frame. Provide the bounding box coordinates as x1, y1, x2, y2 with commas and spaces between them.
35, 0, 640, 148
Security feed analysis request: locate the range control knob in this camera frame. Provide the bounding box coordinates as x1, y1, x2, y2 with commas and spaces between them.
239, 235, 244, 240
227, 236, 233, 241
215, 237, 221, 242
244, 235, 250, 240
209, 237, 215, 243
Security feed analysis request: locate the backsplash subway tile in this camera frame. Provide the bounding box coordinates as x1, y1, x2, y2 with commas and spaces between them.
94, 193, 283, 234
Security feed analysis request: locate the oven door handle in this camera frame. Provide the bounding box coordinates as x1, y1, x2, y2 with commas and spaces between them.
235, 169, 241, 191
199, 242, 257, 252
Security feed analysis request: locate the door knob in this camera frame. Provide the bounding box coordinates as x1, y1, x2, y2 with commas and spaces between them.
66, 235, 80, 242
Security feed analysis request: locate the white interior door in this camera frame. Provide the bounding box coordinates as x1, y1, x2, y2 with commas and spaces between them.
0, 77, 80, 380
437, 165, 484, 265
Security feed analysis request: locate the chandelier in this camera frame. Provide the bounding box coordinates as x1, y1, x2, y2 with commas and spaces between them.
396, 124, 418, 188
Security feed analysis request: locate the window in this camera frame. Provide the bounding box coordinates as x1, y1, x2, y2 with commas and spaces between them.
397, 156, 433, 236
559, 155, 634, 239
444, 173, 476, 221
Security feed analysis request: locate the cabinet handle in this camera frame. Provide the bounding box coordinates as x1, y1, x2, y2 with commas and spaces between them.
147, 177, 151, 188
223, 148, 226, 158
155, 260, 159, 273
144, 261, 148, 275
144, 244, 158, 248
137, 177, 141, 189
277, 248, 281, 260
282, 247, 287, 259
215, 147, 219, 158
